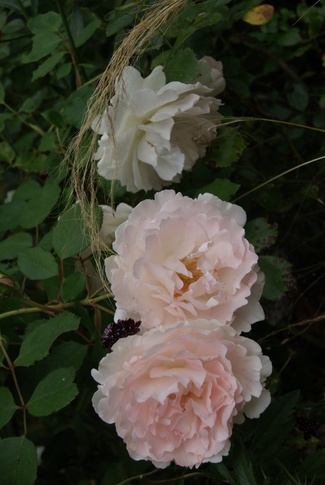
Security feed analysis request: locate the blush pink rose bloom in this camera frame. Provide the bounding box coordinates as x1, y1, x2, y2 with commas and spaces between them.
105, 190, 264, 333
91, 320, 272, 469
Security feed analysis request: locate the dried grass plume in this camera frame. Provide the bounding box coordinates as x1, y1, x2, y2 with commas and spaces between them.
65, 0, 189, 289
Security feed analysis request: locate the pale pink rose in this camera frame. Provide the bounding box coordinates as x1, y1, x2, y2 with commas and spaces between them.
91, 320, 272, 469
92, 62, 225, 192
105, 190, 264, 332
100, 202, 133, 247
77, 202, 133, 293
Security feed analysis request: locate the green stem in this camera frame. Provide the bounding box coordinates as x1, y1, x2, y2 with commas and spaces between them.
2, 101, 45, 136
0, 306, 50, 321
83, 73, 103, 86
0, 338, 27, 435
92, 303, 114, 315
0, 293, 113, 321
79, 293, 113, 306
55, 0, 88, 83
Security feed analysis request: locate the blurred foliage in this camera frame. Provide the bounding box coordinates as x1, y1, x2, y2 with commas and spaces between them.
0, 0, 324, 484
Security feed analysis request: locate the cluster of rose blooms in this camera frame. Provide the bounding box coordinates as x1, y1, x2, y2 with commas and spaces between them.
90, 58, 272, 469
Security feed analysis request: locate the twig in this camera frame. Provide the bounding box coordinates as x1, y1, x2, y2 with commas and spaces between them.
55, 0, 87, 84
233, 155, 325, 202
0, 338, 27, 435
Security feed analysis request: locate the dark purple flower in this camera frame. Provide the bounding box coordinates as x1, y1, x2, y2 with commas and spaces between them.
102, 319, 141, 352
296, 415, 320, 440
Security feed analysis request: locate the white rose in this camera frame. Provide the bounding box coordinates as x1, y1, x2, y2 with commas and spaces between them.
92, 61, 225, 192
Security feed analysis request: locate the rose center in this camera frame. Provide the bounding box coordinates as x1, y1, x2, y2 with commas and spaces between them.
176, 256, 203, 295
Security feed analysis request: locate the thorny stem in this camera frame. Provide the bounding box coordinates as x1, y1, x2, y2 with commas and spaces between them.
0, 338, 27, 436
0, 293, 113, 321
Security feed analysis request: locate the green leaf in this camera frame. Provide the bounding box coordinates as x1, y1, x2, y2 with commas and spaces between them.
75, 18, 101, 47
215, 464, 236, 485
0, 1, 20, 11
210, 130, 247, 168
0, 387, 17, 429
166, 1, 225, 44
232, 447, 258, 485
12, 180, 40, 201
27, 11, 62, 34
165, 48, 200, 83
259, 255, 293, 300
70, 2, 83, 41
18, 247, 59, 280
0, 113, 14, 132
61, 272, 86, 303
0, 81, 5, 103
300, 449, 325, 479
19, 183, 60, 229
15, 152, 47, 173
32, 51, 66, 81
63, 85, 93, 128
287, 83, 309, 111
52, 204, 98, 259
2, 17, 25, 36
43, 341, 88, 372
56, 62, 72, 80
245, 217, 278, 253
106, 11, 134, 37
0, 141, 15, 165
15, 312, 80, 367
27, 367, 78, 416
39, 132, 57, 152
0, 436, 37, 485
41, 109, 65, 128
0, 200, 25, 232
22, 33, 62, 63
20, 89, 45, 113
42, 275, 60, 301
0, 233, 33, 261
195, 178, 240, 201
277, 28, 301, 46
251, 391, 300, 457
254, 184, 292, 213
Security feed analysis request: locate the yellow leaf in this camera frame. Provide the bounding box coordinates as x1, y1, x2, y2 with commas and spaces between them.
243, 4, 275, 25
322, 53, 325, 67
